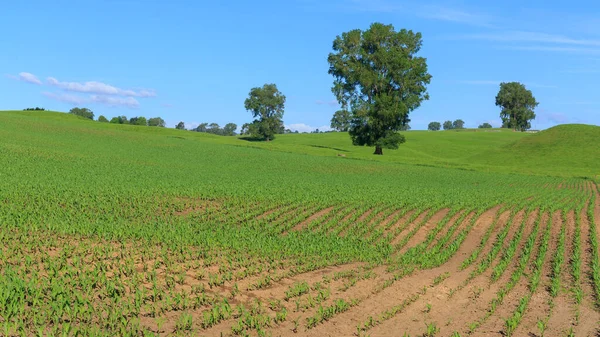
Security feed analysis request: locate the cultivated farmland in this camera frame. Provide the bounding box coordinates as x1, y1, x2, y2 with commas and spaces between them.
1, 111, 600, 336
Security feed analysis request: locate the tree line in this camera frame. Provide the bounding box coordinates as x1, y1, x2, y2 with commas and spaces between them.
68, 107, 166, 127
61, 22, 538, 154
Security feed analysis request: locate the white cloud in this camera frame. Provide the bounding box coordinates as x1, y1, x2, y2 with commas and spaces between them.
286, 123, 332, 133
42, 91, 140, 108
90, 95, 140, 108
42, 92, 89, 105
461, 31, 600, 46
46, 77, 156, 97
8, 72, 43, 85
419, 6, 494, 27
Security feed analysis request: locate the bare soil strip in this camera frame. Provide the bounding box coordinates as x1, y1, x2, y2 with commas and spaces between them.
395, 208, 448, 252
290, 206, 335, 232
390, 210, 430, 246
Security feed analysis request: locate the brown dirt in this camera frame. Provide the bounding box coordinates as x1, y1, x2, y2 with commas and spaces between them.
290, 206, 335, 232
364, 207, 505, 336
383, 209, 415, 236
397, 208, 450, 254
374, 208, 403, 231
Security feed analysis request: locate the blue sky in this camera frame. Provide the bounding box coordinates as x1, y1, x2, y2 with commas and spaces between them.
3, 0, 600, 131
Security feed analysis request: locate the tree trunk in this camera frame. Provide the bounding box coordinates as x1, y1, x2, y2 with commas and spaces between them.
374, 146, 383, 155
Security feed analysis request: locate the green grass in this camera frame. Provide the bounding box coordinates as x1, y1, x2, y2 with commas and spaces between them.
0, 109, 595, 335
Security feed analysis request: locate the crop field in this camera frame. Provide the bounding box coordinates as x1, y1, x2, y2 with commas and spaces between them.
1, 111, 600, 336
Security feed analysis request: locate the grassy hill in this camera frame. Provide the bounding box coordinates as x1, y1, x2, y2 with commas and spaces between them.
3, 110, 597, 177
0, 111, 597, 336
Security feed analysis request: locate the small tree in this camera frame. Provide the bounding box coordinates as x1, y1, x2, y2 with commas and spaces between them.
207, 123, 221, 135
330, 110, 351, 132
478, 122, 493, 129
175, 121, 185, 130
194, 123, 208, 133
244, 83, 286, 141
223, 123, 238, 136
148, 117, 166, 127
443, 120, 453, 130
495, 82, 538, 131
129, 116, 147, 126
69, 107, 94, 120
452, 119, 465, 129
98, 115, 109, 123
428, 122, 441, 131
328, 22, 431, 155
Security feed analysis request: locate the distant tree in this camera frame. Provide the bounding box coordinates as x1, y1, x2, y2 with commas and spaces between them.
69, 107, 94, 120
195, 123, 208, 133
175, 121, 185, 130
284, 128, 293, 134
23, 107, 45, 111
428, 122, 441, 131
129, 116, 147, 126
495, 82, 538, 131
223, 123, 237, 136
148, 117, 166, 127
328, 22, 431, 155
244, 83, 286, 141
110, 115, 128, 124
330, 109, 351, 132
443, 120, 453, 130
98, 115, 109, 123
452, 119, 465, 129
478, 122, 493, 129
207, 123, 221, 135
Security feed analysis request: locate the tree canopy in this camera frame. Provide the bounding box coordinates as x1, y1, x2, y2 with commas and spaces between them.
428, 122, 441, 131
478, 122, 493, 129
243, 83, 286, 141
129, 116, 147, 126
327, 22, 431, 155
495, 82, 538, 131
452, 119, 465, 129
148, 117, 166, 127
330, 110, 351, 132
97, 115, 109, 123
175, 121, 185, 130
69, 107, 94, 120
443, 120, 453, 130
109, 116, 128, 124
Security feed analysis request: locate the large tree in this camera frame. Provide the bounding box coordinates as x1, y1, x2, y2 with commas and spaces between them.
443, 120, 453, 130
428, 122, 441, 131
327, 22, 431, 155
69, 107, 94, 120
495, 82, 538, 131
330, 109, 351, 132
244, 83, 286, 141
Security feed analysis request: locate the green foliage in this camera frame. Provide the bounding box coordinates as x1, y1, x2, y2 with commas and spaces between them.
495, 82, 538, 131
443, 121, 453, 130
129, 116, 147, 126
109, 115, 128, 124
428, 122, 441, 131
175, 121, 185, 130
98, 115, 109, 123
148, 117, 166, 127
327, 22, 431, 155
244, 83, 286, 141
478, 122, 492, 129
331, 109, 351, 132
452, 119, 465, 129
69, 107, 94, 120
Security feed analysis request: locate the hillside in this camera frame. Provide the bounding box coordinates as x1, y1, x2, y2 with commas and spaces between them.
2, 110, 597, 177
1, 110, 599, 336
469, 124, 600, 177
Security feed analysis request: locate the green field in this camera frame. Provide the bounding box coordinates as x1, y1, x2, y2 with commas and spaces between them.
1, 110, 599, 336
